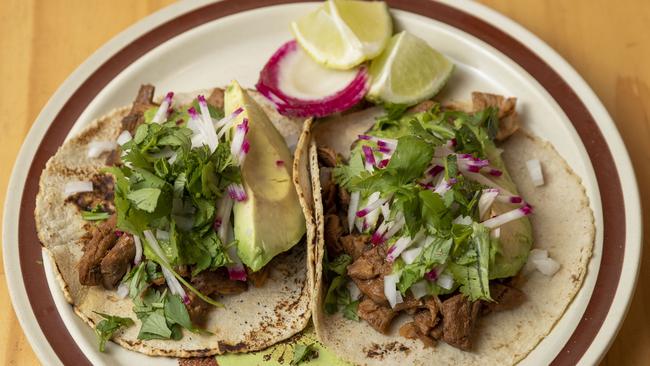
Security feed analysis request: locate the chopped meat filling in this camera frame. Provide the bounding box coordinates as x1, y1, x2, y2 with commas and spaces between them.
440, 294, 481, 351
247, 265, 270, 288
206, 88, 225, 110
471, 91, 520, 141
66, 173, 115, 212
120, 84, 156, 134
185, 269, 247, 326
482, 283, 526, 314
78, 215, 118, 286
347, 245, 388, 280
100, 234, 135, 289
340, 234, 369, 260
352, 277, 387, 306
317, 146, 338, 168
357, 298, 396, 334
324, 214, 344, 256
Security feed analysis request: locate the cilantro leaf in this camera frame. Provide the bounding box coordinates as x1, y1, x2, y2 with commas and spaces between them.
127, 187, 161, 213
94, 312, 134, 352
342, 300, 360, 321
327, 254, 352, 276
81, 210, 110, 221
291, 343, 319, 365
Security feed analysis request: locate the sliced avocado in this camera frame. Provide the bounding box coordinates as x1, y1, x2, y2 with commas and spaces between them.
224, 81, 306, 271
485, 144, 533, 279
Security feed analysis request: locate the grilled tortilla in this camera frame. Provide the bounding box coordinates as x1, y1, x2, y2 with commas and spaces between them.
309, 98, 595, 365
35, 87, 316, 357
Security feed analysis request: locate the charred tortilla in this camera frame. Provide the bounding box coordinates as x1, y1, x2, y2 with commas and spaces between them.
309, 99, 594, 365
35, 87, 315, 357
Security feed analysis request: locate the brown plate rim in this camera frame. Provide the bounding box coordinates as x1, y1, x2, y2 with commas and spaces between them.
16, 0, 624, 365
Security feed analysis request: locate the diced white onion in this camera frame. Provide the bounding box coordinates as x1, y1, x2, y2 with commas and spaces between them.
116, 282, 129, 299
87, 141, 117, 158
529, 248, 549, 261
347, 191, 360, 233
410, 280, 429, 299
383, 273, 403, 308
452, 215, 473, 225
347, 281, 362, 301
478, 188, 499, 220
191, 133, 206, 148
526, 159, 545, 187
116, 130, 132, 146
437, 273, 455, 290
401, 246, 423, 265
64, 181, 93, 197
133, 235, 143, 265
380, 202, 391, 222
482, 205, 533, 229
386, 230, 425, 263
156, 229, 170, 241
532, 257, 561, 276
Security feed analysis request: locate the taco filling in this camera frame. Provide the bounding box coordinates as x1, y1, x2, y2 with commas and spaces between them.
63, 81, 306, 343
317, 94, 537, 351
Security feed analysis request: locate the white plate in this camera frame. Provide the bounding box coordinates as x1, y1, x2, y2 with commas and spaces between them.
3, 1, 641, 365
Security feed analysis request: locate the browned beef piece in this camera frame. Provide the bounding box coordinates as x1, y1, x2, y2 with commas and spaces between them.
323, 179, 338, 215
105, 149, 121, 166
100, 234, 135, 289
185, 269, 248, 325
414, 310, 437, 335
352, 277, 387, 306
471, 92, 519, 141
337, 186, 350, 207
358, 298, 396, 334
407, 100, 435, 114
347, 245, 386, 280
399, 321, 437, 347
317, 146, 338, 168
78, 215, 118, 286
193, 269, 248, 295
206, 88, 224, 110
247, 265, 270, 288
324, 214, 344, 256
430, 323, 444, 340
66, 174, 115, 212
482, 283, 526, 314
121, 84, 156, 133
340, 234, 369, 260
424, 296, 441, 319
394, 294, 423, 314
440, 294, 481, 351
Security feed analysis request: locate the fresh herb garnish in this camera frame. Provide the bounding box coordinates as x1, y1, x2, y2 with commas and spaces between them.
94, 312, 134, 352
81, 205, 110, 221
291, 343, 319, 365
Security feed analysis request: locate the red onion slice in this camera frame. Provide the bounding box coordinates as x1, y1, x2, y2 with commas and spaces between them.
256, 40, 369, 117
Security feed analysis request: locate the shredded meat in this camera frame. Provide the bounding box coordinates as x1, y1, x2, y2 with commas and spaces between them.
66, 174, 115, 212
337, 186, 351, 207
471, 92, 520, 141
120, 84, 156, 134
407, 100, 435, 114
206, 88, 225, 110
398, 321, 436, 347
100, 234, 135, 289
78, 215, 118, 286
352, 277, 387, 306
185, 269, 247, 325
482, 283, 526, 314
394, 293, 423, 314
324, 214, 344, 256
247, 265, 270, 288
357, 298, 396, 334
340, 234, 369, 260
347, 245, 388, 280
317, 146, 338, 168
440, 294, 481, 351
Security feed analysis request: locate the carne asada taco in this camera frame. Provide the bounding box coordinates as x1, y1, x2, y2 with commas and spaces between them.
309, 93, 594, 365
35, 81, 317, 357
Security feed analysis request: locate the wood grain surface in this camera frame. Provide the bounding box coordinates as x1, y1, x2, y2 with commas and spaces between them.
0, 0, 647, 365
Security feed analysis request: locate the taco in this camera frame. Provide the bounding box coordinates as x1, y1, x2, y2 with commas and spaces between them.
308, 93, 594, 365
35, 81, 317, 357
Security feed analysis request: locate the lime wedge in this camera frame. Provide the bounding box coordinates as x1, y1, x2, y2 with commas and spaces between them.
367, 31, 454, 105
291, 0, 392, 70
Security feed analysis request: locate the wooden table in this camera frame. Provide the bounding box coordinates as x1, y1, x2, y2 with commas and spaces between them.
0, 0, 647, 365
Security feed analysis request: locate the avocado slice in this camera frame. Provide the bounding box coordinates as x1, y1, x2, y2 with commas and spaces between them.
224, 81, 306, 271
485, 144, 533, 279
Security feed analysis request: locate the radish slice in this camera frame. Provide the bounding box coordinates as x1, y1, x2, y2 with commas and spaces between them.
256, 40, 369, 117
347, 191, 360, 233
116, 282, 129, 299
227, 183, 248, 202
410, 280, 429, 299
383, 273, 403, 308
133, 235, 143, 265
482, 204, 534, 229
152, 92, 174, 124
526, 159, 545, 186
64, 181, 93, 197
479, 188, 499, 219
